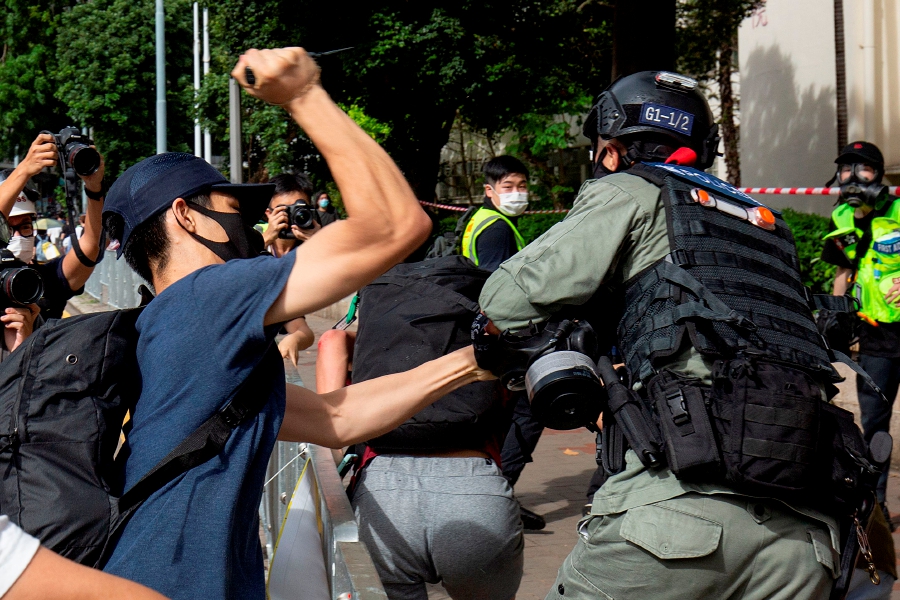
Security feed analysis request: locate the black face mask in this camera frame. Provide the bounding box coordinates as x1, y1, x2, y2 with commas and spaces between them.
176, 202, 256, 262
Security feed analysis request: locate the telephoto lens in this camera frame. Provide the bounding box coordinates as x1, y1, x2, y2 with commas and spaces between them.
0, 249, 42, 308
56, 127, 101, 177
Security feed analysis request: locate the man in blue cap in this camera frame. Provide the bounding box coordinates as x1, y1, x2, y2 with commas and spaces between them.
101, 47, 494, 600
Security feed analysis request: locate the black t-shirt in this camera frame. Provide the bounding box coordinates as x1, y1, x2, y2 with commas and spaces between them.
820, 211, 900, 357
318, 209, 338, 227
474, 198, 520, 273
34, 257, 81, 320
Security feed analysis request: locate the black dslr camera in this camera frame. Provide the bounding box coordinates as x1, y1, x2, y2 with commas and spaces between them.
0, 249, 43, 309
52, 126, 101, 177
278, 201, 320, 239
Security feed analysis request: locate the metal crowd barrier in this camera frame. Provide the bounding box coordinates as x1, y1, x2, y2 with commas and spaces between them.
83, 250, 146, 308
260, 442, 387, 600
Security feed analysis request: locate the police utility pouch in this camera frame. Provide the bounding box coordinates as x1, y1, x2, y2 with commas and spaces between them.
648, 370, 721, 478
710, 358, 824, 499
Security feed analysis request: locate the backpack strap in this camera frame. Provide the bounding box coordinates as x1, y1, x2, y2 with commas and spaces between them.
113, 340, 276, 526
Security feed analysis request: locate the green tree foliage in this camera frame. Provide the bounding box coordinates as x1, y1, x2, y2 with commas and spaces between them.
677, 1, 762, 185
201, 0, 613, 196
0, 1, 76, 156
54, 0, 196, 176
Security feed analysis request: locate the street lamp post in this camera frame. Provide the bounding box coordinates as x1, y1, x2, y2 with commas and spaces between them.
155, 0, 167, 154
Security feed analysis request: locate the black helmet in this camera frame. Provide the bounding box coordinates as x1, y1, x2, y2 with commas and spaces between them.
583, 71, 720, 169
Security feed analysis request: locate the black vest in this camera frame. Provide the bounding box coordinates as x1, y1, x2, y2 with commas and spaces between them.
618, 163, 838, 385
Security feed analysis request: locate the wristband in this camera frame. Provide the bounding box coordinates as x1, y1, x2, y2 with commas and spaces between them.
84, 181, 107, 200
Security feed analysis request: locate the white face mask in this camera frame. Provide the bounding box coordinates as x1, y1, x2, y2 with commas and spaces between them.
491, 188, 529, 217
8, 235, 34, 264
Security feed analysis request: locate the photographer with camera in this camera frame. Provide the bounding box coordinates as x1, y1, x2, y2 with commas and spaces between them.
262, 173, 318, 363
262, 173, 321, 255
0, 133, 107, 321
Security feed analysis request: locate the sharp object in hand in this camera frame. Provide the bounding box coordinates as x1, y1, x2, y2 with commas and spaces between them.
243, 47, 354, 86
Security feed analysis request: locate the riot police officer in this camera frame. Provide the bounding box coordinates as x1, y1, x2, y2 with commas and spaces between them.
476, 71, 869, 599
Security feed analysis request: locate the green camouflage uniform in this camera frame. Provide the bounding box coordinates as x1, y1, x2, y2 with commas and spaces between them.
480, 172, 839, 600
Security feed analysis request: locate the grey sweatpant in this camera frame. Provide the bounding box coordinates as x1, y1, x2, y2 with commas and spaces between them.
352, 455, 524, 600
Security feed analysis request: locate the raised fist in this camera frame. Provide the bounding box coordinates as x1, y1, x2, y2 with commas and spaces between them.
232, 47, 321, 106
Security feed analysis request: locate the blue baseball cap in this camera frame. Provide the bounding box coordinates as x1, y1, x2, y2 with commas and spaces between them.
103, 152, 275, 257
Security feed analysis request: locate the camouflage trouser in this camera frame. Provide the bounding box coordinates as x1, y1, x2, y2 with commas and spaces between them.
546, 493, 836, 600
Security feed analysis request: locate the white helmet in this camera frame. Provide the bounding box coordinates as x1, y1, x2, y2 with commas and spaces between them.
9, 192, 36, 217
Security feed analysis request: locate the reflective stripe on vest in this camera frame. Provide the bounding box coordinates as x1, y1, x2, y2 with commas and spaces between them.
827, 198, 900, 323
461, 207, 525, 266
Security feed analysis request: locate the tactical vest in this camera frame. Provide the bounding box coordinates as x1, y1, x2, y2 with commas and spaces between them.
602, 164, 877, 510
825, 199, 900, 323
461, 206, 525, 267
619, 164, 836, 384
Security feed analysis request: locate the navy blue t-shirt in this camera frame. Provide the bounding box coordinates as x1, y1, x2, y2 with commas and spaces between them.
104, 254, 295, 599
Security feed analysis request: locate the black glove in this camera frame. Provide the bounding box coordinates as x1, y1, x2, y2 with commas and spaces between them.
472, 316, 594, 388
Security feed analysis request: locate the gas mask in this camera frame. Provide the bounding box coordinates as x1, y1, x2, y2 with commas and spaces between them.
472, 316, 605, 430
837, 163, 886, 208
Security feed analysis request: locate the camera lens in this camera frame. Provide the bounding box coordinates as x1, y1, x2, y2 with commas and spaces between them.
0, 267, 43, 307
289, 204, 317, 230
68, 144, 101, 177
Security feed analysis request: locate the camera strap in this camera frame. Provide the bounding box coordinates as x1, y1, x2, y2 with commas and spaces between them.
70, 231, 106, 268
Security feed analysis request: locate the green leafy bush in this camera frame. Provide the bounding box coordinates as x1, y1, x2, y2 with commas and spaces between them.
517, 213, 568, 245
781, 208, 835, 294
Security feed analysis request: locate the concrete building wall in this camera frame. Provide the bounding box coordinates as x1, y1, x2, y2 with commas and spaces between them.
738, 0, 840, 216
844, 0, 900, 176
739, 0, 900, 215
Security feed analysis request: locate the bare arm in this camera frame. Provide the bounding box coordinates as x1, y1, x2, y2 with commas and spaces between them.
833, 266, 853, 296
278, 317, 315, 366
60, 154, 105, 290
4, 546, 167, 600
230, 48, 431, 326
278, 346, 493, 447
0, 135, 56, 219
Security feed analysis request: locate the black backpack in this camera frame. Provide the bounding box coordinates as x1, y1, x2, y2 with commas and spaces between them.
0, 309, 270, 567
425, 206, 477, 259
352, 255, 504, 453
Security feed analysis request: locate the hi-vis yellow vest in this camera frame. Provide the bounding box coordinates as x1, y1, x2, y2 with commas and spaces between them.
825, 198, 900, 323
460, 207, 525, 266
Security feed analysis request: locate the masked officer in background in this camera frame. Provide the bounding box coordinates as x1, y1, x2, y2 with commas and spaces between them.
475, 71, 874, 599
822, 142, 900, 518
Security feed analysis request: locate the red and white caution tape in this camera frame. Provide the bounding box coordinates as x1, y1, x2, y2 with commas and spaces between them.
421, 186, 900, 214
738, 186, 900, 195
418, 200, 567, 214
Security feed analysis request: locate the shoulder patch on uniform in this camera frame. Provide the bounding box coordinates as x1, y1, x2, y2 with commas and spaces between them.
646, 163, 777, 213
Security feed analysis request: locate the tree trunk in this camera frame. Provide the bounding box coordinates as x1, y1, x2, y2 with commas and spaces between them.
717, 32, 740, 186
834, 0, 848, 151
385, 109, 457, 202
613, 0, 676, 79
